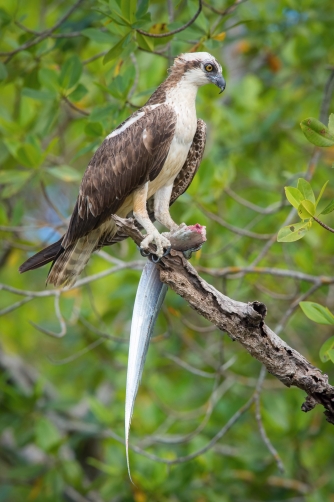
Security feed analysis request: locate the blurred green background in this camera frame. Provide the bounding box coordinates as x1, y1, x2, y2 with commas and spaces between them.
0, 0, 334, 500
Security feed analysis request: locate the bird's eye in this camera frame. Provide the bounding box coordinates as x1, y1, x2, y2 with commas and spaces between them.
205, 64, 213, 72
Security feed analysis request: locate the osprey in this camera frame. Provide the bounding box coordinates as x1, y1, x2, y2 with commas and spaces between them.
19, 52, 226, 287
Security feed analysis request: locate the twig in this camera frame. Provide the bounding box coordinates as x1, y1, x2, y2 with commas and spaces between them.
274, 282, 322, 336
79, 315, 128, 343
30, 293, 67, 338
141, 378, 234, 447
14, 20, 83, 40
203, 0, 246, 17
62, 95, 89, 116
200, 205, 274, 240
224, 186, 286, 214
313, 215, 334, 234
319, 70, 334, 124
40, 181, 67, 223
136, 0, 202, 38
49, 337, 106, 365
197, 265, 334, 284
255, 282, 298, 300
137, 46, 169, 59
182, 317, 217, 333
1, 0, 85, 62
255, 391, 285, 472
82, 51, 108, 65
0, 261, 145, 298
165, 353, 220, 378
0, 296, 34, 316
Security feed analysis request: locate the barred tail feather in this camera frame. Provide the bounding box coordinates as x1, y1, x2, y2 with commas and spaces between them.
47, 233, 100, 288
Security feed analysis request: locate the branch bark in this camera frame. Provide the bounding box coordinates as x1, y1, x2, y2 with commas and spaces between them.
112, 216, 334, 425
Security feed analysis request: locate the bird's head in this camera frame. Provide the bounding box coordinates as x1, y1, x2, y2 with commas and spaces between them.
171, 52, 226, 93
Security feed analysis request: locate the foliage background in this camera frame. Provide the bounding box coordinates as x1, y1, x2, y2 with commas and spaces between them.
1, 0, 334, 500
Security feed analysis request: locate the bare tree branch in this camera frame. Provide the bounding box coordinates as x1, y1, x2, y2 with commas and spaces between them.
113, 217, 334, 424
197, 265, 334, 284
313, 215, 334, 234
203, 0, 246, 17
1, 0, 85, 62
136, 0, 202, 38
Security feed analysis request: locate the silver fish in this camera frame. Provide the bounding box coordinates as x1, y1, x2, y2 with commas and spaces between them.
125, 260, 167, 481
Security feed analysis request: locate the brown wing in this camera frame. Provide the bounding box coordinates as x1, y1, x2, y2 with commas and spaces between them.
18, 119, 205, 275
101, 119, 207, 247
62, 104, 176, 248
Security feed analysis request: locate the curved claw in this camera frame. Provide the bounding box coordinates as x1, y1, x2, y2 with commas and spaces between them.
163, 245, 172, 257
151, 253, 160, 263
150, 245, 171, 263
138, 246, 151, 258
138, 244, 171, 262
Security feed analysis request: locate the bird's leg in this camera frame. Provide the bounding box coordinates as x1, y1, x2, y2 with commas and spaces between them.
133, 183, 171, 258
154, 184, 178, 232
154, 183, 188, 237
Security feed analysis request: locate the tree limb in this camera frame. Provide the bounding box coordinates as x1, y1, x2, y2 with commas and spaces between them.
112, 216, 334, 425
136, 0, 202, 38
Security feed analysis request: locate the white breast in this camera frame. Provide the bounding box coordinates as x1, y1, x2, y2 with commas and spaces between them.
117, 80, 199, 213
147, 83, 198, 197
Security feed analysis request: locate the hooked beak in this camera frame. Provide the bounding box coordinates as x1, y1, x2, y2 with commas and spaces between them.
215, 74, 226, 94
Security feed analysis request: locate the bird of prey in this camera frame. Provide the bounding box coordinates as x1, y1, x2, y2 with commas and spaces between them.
19, 52, 226, 287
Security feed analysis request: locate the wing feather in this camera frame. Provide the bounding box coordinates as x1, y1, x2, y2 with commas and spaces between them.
63, 105, 176, 248
99, 119, 207, 247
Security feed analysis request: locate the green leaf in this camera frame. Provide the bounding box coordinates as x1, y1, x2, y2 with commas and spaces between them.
35, 418, 61, 452
297, 178, 315, 204
59, 55, 82, 90
46, 165, 81, 182
136, 31, 154, 51
38, 68, 59, 93
44, 137, 59, 156
0, 170, 32, 185
85, 122, 103, 137
328, 113, 334, 134
319, 336, 334, 362
300, 117, 334, 147
285, 186, 304, 209
15, 143, 42, 168
320, 199, 334, 215
121, 0, 136, 22
0, 7, 11, 27
69, 83, 88, 102
0, 202, 8, 224
299, 302, 334, 325
82, 28, 116, 44
88, 396, 113, 423
2, 181, 29, 198
277, 221, 311, 242
103, 33, 132, 65
104, 10, 132, 27
109, 0, 123, 17
316, 180, 329, 207
0, 61, 8, 81
136, 0, 149, 19
297, 200, 315, 219
72, 139, 100, 161
22, 87, 56, 102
